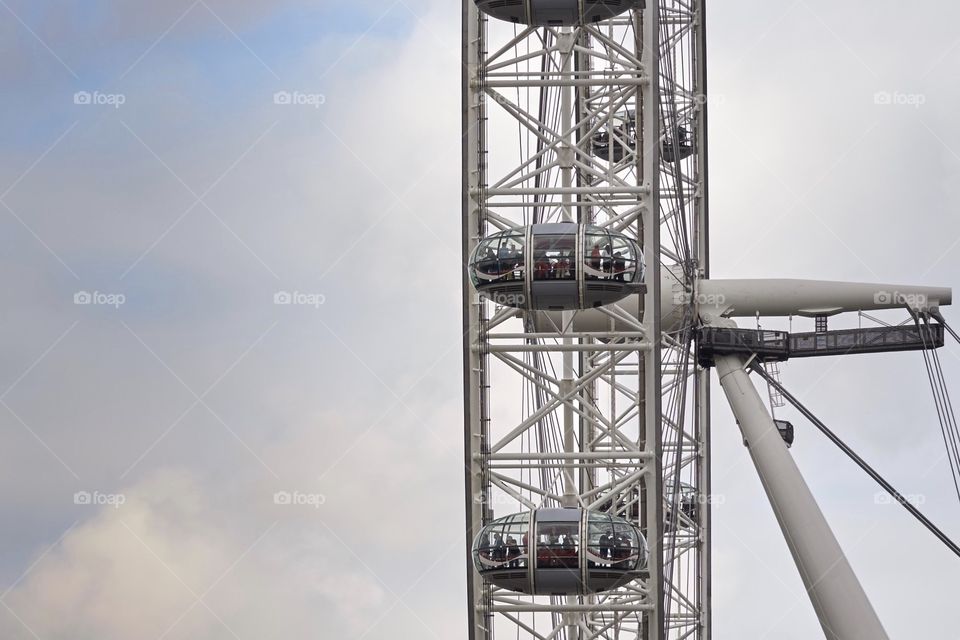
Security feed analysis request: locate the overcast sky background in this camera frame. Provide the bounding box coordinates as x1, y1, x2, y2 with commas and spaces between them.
0, 1, 959, 638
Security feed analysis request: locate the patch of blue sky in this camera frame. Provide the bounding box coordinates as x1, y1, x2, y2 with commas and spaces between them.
249, 3, 416, 45
0, 2, 415, 152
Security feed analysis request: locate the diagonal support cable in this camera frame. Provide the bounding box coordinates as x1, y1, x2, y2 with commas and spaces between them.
751, 362, 960, 561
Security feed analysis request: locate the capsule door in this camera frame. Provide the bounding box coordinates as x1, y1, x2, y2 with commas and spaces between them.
531, 508, 582, 594
529, 226, 579, 310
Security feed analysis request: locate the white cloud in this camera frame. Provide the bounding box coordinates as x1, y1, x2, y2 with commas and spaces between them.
0, 469, 399, 639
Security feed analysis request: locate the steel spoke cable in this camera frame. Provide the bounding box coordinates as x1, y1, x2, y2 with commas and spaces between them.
932, 311, 960, 344
928, 313, 960, 487
928, 313, 960, 504
914, 317, 955, 489
914, 314, 960, 504
752, 363, 960, 560
926, 319, 960, 488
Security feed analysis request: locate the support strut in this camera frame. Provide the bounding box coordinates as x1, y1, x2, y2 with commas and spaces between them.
714, 353, 889, 640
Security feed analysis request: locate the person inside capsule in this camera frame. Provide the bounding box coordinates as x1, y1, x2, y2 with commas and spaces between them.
537, 522, 579, 569
506, 535, 520, 567
612, 530, 633, 566
472, 231, 524, 285
584, 229, 639, 282
532, 233, 576, 282
474, 512, 530, 571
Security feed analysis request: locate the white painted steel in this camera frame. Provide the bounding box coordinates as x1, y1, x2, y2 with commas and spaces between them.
463, 2, 710, 638
713, 348, 890, 640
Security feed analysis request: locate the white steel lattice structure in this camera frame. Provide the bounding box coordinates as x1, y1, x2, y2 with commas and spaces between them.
462, 2, 960, 639
461, 2, 710, 638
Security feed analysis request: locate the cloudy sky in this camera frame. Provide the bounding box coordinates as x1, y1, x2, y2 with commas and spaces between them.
0, 1, 959, 638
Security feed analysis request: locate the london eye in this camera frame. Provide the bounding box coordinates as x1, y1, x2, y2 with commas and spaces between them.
461, 1, 960, 639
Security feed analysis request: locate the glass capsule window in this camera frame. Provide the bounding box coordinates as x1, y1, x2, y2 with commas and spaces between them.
532, 234, 577, 282
611, 522, 641, 568
584, 227, 640, 284
535, 520, 579, 569
474, 512, 530, 573
586, 512, 643, 571
470, 231, 525, 287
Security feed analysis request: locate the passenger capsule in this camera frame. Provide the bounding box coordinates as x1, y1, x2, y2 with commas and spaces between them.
662, 125, 694, 162
596, 484, 699, 530
475, 0, 643, 27
472, 508, 648, 595
591, 111, 636, 162
469, 223, 645, 310
665, 482, 699, 530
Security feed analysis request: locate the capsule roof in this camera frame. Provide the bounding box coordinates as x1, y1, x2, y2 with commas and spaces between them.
475, 0, 644, 27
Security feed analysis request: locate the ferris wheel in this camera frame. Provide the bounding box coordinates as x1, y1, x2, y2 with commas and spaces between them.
460, 2, 959, 639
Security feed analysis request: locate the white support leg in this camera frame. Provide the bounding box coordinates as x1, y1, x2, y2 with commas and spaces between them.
714, 354, 889, 640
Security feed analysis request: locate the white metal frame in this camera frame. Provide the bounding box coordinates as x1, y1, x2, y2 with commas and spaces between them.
462, 2, 710, 639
